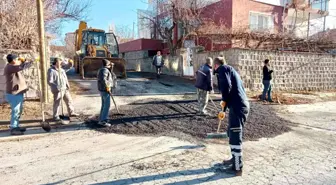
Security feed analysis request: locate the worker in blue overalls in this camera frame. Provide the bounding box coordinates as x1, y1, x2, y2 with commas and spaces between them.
214, 57, 249, 176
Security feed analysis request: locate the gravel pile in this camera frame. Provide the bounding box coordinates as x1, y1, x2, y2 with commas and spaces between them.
86, 99, 292, 141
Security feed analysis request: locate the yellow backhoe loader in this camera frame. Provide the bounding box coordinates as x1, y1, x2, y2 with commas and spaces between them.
74, 21, 126, 78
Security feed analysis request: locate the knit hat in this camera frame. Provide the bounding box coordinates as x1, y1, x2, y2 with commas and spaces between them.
102, 59, 114, 67
6, 54, 18, 63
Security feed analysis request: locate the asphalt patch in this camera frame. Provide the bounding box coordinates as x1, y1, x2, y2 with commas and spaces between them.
85, 99, 292, 141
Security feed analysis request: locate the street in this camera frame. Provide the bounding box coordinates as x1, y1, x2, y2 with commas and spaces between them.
0, 73, 335, 185
2, 0, 336, 184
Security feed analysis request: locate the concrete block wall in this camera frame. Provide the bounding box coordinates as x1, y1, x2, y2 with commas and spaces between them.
124, 51, 148, 71
123, 50, 184, 76
0, 51, 40, 104
194, 48, 336, 91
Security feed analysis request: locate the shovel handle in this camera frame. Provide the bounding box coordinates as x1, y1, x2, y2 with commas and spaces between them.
216, 101, 225, 133
109, 92, 120, 114
209, 95, 219, 110
216, 120, 222, 133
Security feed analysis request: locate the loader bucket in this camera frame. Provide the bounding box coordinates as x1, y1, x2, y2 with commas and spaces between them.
81, 57, 127, 78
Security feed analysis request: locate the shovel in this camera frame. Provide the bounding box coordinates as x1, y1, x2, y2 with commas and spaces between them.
109, 91, 125, 116
36, 61, 51, 132
58, 69, 70, 125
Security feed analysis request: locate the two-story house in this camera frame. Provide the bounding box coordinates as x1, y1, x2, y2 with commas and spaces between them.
129, 0, 329, 54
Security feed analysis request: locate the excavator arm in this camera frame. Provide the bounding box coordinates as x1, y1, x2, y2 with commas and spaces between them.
75, 21, 88, 52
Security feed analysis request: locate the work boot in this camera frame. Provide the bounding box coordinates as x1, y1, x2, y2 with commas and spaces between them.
18, 127, 27, 132
223, 167, 243, 176
223, 158, 233, 166
97, 121, 111, 127
10, 128, 24, 136
53, 116, 61, 122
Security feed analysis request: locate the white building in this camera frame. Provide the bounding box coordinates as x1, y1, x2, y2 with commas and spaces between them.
108, 23, 116, 33
310, 0, 336, 32
251, 0, 333, 38
285, 0, 332, 38
137, 9, 152, 39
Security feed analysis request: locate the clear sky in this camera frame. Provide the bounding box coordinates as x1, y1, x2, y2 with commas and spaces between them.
55, 0, 148, 45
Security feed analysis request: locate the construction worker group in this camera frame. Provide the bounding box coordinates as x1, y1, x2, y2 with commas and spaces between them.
4, 53, 276, 176
4, 55, 117, 132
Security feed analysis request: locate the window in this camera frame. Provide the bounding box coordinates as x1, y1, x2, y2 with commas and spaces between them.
87, 32, 105, 46
311, 0, 329, 11
249, 12, 274, 32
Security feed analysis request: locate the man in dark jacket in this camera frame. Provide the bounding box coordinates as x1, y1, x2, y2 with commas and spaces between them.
97, 59, 117, 127
262, 59, 273, 102
214, 57, 249, 176
152, 51, 164, 78
4, 54, 33, 135
195, 57, 213, 115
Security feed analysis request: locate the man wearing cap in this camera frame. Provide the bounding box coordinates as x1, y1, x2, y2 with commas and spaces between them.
97, 59, 117, 127
47, 58, 79, 122
4, 54, 33, 135
214, 57, 249, 176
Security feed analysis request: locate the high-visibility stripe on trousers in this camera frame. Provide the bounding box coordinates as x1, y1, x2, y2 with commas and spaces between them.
227, 106, 249, 171
229, 128, 243, 171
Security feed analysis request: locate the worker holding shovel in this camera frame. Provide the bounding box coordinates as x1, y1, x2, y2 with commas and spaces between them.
97, 59, 117, 127
214, 57, 249, 176
47, 58, 79, 122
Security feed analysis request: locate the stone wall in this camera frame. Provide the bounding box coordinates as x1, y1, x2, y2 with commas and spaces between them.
124, 50, 184, 76
122, 48, 336, 91
193, 48, 336, 91
0, 51, 40, 104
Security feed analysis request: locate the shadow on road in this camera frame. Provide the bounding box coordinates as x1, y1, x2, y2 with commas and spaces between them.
0, 122, 87, 139
90, 167, 234, 185
0, 114, 91, 139
43, 145, 235, 185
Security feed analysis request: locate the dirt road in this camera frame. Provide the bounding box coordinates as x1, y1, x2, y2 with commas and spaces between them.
0, 73, 335, 185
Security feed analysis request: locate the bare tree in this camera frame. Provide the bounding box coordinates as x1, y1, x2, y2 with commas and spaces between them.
114, 25, 134, 44
63, 32, 76, 58
139, 0, 218, 55
0, 0, 91, 50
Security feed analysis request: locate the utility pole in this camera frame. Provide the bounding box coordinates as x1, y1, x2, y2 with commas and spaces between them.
323, 0, 327, 31
307, 12, 311, 39
133, 22, 135, 39
36, 0, 48, 103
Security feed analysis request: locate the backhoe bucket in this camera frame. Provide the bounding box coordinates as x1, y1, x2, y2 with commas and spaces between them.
80, 57, 127, 78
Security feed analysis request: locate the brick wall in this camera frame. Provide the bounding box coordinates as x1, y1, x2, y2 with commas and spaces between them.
193, 48, 336, 91
0, 51, 40, 104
